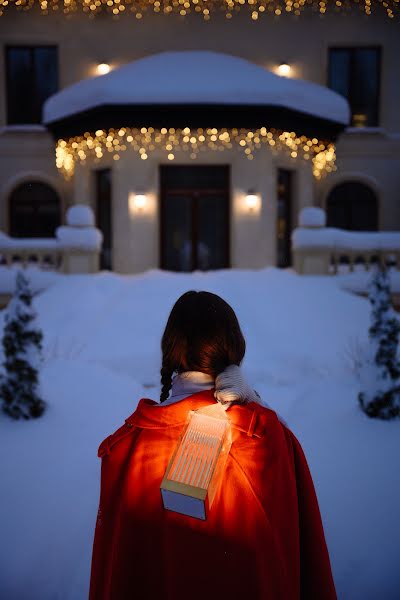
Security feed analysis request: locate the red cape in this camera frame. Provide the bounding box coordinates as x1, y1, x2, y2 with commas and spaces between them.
89, 389, 337, 600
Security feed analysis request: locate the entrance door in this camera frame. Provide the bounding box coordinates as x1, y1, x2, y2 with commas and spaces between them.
160, 166, 230, 272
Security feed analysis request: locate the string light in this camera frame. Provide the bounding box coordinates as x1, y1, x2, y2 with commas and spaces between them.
55, 126, 336, 180
0, 0, 398, 17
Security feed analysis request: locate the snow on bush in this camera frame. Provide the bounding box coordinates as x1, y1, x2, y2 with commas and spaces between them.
358, 263, 400, 419
0, 271, 45, 419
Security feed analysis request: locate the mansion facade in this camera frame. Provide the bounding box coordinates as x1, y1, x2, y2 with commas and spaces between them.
0, 9, 399, 273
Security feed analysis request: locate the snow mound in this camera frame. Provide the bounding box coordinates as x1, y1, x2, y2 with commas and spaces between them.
292, 227, 400, 251
43, 51, 350, 126
299, 206, 326, 228
0, 267, 399, 599
66, 205, 95, 228
56, 226, 102, 251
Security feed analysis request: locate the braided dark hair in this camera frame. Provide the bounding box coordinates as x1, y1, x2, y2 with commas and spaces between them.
160, 365, 174, 404
159, 291, 245, 403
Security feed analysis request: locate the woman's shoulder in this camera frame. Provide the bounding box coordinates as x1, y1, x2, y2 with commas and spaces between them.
97, 398, 155, 458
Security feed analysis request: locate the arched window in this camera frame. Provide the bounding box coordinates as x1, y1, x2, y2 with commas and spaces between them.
9, 181, 61, 238
326, 181, 378, 231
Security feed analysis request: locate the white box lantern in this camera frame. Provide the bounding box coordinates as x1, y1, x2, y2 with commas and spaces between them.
161, 403, 232, 520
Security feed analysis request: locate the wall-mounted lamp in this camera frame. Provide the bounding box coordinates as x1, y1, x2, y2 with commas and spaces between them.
277, 62, 291, 77
129, 192, 148, 214
245, 190, 261, 213
96, 62, 111, 76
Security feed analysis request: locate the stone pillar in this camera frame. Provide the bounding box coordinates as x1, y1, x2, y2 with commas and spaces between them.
292, 206, 331, 275
56, 205, 102, 274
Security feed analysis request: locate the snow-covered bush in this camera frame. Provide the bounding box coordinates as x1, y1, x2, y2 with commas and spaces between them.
0, 271, 45, 419
358, 263, 400, 419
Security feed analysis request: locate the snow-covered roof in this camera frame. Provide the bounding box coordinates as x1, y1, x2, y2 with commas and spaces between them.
43, 51, 350, 134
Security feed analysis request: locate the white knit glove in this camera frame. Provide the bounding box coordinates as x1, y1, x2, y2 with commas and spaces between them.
214, 364, 261, 406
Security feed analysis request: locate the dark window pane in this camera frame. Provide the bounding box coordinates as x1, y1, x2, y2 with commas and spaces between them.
327, 182, 378, 231
163, 194, 192, 272
34, 47, 59, 123
328, 50, 350, 98
276, 169, 293, 268
6, 46, 58, 124
95, 169, 113, 270
352, 49, 380, 127
162, 166, 228, 190
9, 181, 61, 238
198, 194, 228, 271
328, 47, 380, 127
6, 48, 34, 124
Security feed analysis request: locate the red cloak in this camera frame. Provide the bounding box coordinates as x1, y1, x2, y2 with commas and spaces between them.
89, 389, 337, 600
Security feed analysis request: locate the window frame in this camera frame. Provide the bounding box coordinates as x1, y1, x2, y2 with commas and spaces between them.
327, 45, 382, 128
5, 44, 59, 125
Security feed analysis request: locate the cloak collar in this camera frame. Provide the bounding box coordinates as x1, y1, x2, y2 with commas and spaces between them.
126, 389, 267, 438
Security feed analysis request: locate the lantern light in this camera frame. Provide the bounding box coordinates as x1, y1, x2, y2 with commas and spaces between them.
97, 63, 111, 76
245, 190, 260, 212
134, 193, 147, 210
277, 63, 291, 77
129, 192, 148, 214
161, 403, 232, 520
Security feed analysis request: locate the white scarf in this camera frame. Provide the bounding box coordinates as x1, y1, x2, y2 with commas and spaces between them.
160, 365, 261, 406
162, 371, 214, 406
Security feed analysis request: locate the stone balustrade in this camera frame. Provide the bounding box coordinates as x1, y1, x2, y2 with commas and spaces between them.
0, 204, 102, 276
292, 207, 400, 275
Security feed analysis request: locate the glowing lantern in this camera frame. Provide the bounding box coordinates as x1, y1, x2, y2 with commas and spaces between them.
277, 63, 291, 77
245, 190, 260, 212
97, 63, 111, 76
161, 403, 232, 520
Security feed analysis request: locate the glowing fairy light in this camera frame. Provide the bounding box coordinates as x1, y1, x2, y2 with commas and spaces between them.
55, 126, 337, 180
0, 0, 398, 18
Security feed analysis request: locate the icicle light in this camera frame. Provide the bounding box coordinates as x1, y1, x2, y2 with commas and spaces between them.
55, 126, 336, 179
0, 0, 398, 18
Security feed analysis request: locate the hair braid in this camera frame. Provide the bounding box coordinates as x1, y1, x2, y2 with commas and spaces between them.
159, 364, 174, 403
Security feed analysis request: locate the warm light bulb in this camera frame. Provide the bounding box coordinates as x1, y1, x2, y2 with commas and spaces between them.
97, 63, 111, 76
134, 193, 147, 210
245, 192, 260, 212
129, 192, 147, 214
277, 63, 291, 77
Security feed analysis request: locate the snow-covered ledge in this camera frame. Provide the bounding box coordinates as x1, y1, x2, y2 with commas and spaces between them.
292, 207, 400, 275
0, 205, 102, 278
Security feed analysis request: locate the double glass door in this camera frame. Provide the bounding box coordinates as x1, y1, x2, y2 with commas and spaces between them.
160, 166, 230, 272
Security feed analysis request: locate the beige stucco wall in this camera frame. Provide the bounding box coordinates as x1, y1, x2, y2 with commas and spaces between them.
0, 10, 399, 272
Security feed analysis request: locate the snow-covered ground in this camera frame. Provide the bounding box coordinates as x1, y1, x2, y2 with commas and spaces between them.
0, 267, 399, 599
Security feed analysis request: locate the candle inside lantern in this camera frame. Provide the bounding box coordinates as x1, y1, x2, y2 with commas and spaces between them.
160, 404, 232, 520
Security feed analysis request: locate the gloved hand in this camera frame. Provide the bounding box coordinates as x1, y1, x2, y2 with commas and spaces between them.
214, 364, 261, 406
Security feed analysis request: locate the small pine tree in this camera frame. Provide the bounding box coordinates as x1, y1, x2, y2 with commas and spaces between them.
0, 271, 45, 419
358, 262, 400, 419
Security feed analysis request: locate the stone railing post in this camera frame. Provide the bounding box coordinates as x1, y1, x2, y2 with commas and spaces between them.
292, 207, 330, 275
56, 205, 103, 274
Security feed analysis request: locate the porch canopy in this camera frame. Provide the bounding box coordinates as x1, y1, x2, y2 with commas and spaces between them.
43, 51, 350, 141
